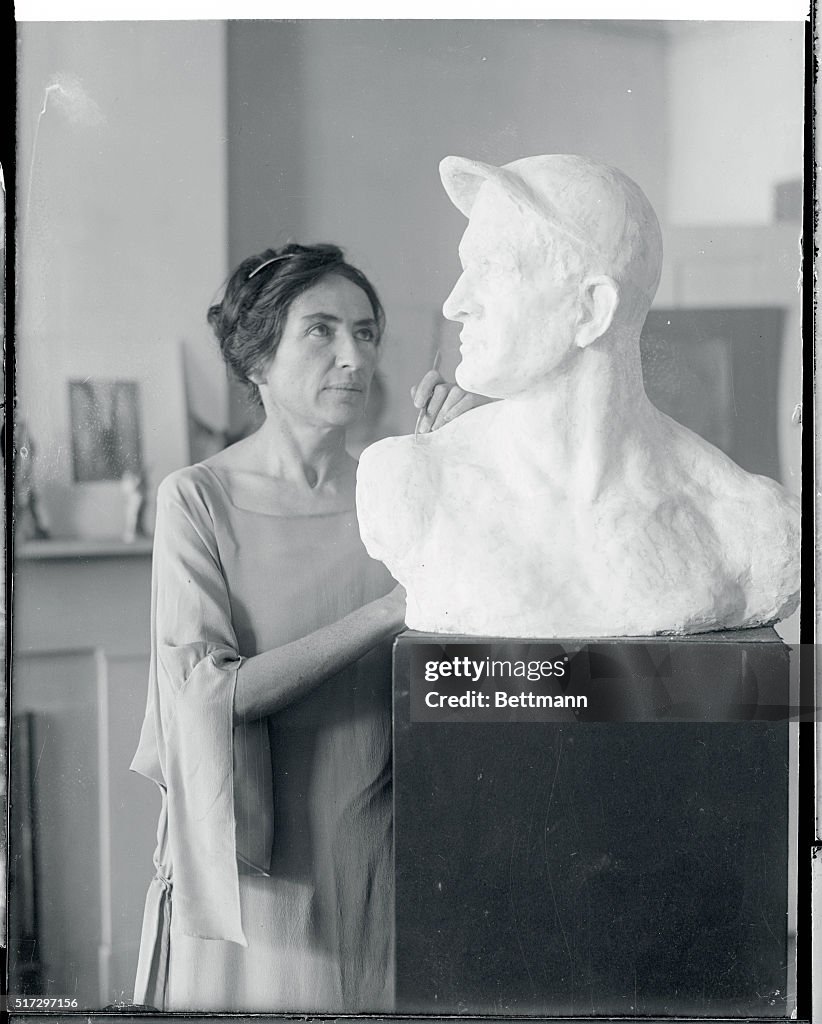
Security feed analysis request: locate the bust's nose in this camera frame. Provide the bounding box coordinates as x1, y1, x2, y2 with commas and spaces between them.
442, 271, 478, 323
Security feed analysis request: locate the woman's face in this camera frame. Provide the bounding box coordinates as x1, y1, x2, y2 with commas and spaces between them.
255, 274, 380, 429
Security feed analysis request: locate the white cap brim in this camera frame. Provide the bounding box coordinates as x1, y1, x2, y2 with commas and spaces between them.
439, 154, 561, 231
439, 153, 609, 260
438, 156, 504, 217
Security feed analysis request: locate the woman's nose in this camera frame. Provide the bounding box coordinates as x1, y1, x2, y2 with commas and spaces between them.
335, 331, 368, 369
442, 272, 476, 323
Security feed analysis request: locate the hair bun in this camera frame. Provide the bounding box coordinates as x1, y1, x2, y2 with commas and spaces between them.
206, 301, 231, 345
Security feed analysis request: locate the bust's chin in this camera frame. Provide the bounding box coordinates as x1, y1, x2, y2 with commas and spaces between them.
453, 360, 472, 393
455, 360, 500, 399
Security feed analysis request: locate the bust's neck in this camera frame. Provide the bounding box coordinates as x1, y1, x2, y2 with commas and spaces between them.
498, 330, 657, 501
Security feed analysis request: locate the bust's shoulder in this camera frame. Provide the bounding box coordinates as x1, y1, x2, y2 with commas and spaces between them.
675, 428, 798, 524
356, 433, 437, 525
714, 466, 800, 622
357, 432, 418, 478
358, 404, 499, 488
358, 432, 437, 482
712, 465, 799, 561
356, 429, 457, 567
664, 426, 800, 593
720, 468, 800, 553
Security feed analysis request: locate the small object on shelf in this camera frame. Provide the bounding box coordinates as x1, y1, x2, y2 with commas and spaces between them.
15, 419, 49, 541
121, 468, 148, 543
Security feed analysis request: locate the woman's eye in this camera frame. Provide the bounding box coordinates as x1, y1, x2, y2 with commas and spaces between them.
355, 328, 377, 343
308, 323, 331, 338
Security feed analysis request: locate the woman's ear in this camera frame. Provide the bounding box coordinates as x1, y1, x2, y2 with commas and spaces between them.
247, 361, 269, 388
575, 275, 619, 349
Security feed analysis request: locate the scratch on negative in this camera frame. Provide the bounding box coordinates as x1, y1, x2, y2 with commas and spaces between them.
760, 906, 778, 943
543, 736, 573, 965
508, 825, 537, 994
32, 736, 47, 783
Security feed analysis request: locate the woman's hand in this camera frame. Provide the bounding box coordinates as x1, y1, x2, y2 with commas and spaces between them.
380, 583, 408, 631
411, 371, 492, 434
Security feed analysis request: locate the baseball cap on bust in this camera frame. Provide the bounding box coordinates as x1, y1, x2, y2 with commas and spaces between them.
439, 154, 663, 300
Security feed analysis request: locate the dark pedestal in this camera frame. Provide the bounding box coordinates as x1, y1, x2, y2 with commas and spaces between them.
393, 630, 791, 1017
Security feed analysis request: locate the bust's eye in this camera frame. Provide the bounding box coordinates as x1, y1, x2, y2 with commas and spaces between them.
481, 259, 506, 279
307, 322, 331, 338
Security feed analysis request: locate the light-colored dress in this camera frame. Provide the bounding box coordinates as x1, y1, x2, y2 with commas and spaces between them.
130, 462, 395, 1012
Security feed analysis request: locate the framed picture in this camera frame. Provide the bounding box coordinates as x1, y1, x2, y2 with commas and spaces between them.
69, 379, 143, 483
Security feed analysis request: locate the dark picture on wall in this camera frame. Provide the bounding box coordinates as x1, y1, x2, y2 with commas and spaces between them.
69, 379, 143, 482
640, 308, 785, 482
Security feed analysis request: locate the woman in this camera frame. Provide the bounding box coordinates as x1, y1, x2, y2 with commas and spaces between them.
130, 243, 476, 1013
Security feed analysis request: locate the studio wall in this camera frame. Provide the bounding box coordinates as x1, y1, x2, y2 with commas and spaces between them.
16, 20, 229, 534
667, 21, 804, 225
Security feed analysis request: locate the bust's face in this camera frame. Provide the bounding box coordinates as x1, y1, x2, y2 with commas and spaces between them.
443, 184, 583, 399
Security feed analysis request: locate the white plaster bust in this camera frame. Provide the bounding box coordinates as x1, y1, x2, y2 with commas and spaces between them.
357, 155, 800, 637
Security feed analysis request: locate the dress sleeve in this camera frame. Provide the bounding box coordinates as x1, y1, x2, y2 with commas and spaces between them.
130, 470, 273, 946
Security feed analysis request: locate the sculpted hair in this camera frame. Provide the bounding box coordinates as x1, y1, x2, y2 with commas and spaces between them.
537, 229, 589, 289
207, 242, 385, 405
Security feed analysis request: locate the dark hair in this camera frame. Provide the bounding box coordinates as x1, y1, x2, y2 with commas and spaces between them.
207, 242, 385, 405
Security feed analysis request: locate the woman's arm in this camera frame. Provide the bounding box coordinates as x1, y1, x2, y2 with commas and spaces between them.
233, 584, 406, 723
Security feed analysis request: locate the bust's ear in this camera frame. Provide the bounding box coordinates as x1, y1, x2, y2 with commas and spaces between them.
575, 275, 619, 349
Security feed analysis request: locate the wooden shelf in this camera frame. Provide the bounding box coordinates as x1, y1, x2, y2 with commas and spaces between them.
17, 537, 154, 561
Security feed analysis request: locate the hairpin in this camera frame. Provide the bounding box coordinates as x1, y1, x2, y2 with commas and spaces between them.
248, 254, 294, 280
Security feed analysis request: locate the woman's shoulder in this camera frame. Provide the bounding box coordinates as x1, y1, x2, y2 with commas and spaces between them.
157, 463, 227, 521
